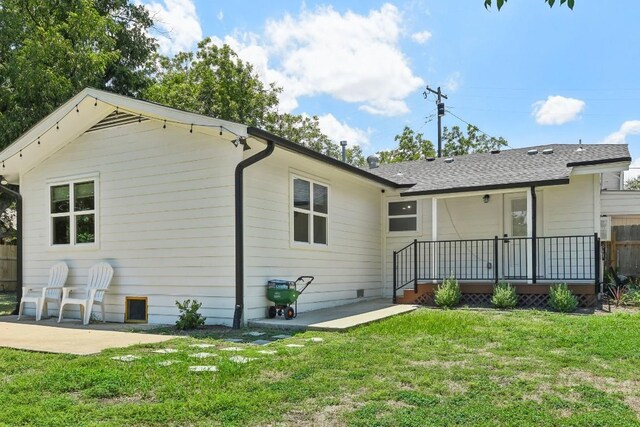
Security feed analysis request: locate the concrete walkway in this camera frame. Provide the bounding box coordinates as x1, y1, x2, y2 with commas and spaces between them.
248, 298, 419, 331
0, 316, 176, 355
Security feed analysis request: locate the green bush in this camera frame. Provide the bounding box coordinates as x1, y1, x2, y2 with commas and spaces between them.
434, 276, 461, 309
548, 283, 578, 313
621, 289, 640, 306
492, 282, 517, 309
175, 299, 206, 330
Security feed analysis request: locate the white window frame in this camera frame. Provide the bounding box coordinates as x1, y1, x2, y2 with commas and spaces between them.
47, 173, 99, 249
290, 174, 330, 249
387, 198, 420, 235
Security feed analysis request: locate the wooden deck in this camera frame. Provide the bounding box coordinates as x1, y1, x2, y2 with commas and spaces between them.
396, 282, 597, 307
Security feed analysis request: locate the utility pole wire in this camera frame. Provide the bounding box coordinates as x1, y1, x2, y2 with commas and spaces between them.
444, 107, 515, 150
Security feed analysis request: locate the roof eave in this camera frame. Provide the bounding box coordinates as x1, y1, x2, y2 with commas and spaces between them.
566, 156, 632, 167
246, 127, 406, 189
399, 178, 571, 197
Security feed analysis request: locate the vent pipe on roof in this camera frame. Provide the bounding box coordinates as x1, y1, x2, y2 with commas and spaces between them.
577, 139, 584, 152
367, 155, 379, 169
340, 140, 347, 162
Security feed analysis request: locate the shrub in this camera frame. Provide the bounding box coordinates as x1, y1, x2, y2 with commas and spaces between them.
608, 284, 627, 307
175, 299, 206, 330
492, 282, 517, 309
434, 276, 461, 309
621, 289, 640, 307
548, 283, 578, 313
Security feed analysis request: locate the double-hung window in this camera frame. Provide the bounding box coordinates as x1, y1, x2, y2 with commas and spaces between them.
292, 176, 329, 246
50, 178, 97, 246
388, 200, 418, 232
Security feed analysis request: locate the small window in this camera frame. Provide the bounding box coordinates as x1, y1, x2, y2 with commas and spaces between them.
292, 176, 329, 246
50, 178, 97, 246
388, 201, 418, 232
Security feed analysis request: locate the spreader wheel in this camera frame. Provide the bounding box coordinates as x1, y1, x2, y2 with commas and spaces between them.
284, 306, 295, 320
268, 306, 277, 318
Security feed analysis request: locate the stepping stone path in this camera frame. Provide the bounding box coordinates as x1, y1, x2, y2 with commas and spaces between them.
189, 352, 216, 358
111, 355, 140, 362
251, 340, 272, 346
189, 343, 216, 348
221, 347, 243, 352
224, 338, 244, 343
257, 350, 277, 355
243, 331, 266, 337
153, 349, 179, 354
229, 355, 256, 364
189, 366, 218, 372
308, 337, 324, 343
158, 360, 179, 366
272, 334, 291, 339
285, 344, 304, 348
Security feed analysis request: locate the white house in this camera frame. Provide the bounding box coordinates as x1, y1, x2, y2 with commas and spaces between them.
1, 88, 634, 326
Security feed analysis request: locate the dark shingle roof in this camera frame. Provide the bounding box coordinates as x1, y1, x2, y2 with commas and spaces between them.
368, 144, 631, 195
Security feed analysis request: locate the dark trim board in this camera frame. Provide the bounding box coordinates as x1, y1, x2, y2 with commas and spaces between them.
400, 179, 570, 197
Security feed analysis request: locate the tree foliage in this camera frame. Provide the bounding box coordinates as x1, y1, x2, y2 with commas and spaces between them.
484, 0, 575, 10
377, 126, 435, 164
442, 124, 508, 157
625, 176, 640, 190
145, 39, 365, 167
0, 0, 156, 148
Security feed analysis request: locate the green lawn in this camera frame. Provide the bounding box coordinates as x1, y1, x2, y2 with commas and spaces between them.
1, 309, 639, 426
0, 292, 16, 316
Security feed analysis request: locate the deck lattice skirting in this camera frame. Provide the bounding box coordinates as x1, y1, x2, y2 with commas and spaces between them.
398, 283, 597, 308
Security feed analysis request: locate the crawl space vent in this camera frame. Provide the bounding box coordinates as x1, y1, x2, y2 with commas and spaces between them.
125, 297, 148, 323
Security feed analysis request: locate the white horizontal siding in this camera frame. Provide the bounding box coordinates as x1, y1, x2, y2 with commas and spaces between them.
20, 120, 241, 325
243, 148, 384, 321
543, 175, 596, 236
601, 191, 640, 216
601, 172, 622, 191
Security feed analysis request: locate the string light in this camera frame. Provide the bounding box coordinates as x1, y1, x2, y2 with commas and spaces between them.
0, 94, 244, 167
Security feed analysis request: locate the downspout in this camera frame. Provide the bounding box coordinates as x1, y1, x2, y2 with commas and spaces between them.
0, 179, 22, 314
531, 186, 537, 284
233, 140, 275, 329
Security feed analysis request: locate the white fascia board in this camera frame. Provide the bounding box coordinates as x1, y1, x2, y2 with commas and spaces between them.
571, 161, 630, 176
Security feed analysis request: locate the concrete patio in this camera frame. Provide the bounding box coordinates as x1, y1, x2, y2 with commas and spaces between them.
0, 316, 177, 355
248, 298, 419, 331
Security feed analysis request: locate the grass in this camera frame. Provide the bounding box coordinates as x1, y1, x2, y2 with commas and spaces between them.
0, 291, 16, 315
1, 308, 640, 426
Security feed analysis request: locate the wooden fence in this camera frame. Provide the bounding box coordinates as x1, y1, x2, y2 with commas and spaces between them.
612, 225, 640, 277
0, 245, 17, 292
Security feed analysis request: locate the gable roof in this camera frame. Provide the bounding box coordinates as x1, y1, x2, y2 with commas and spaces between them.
368, 144, 631, 196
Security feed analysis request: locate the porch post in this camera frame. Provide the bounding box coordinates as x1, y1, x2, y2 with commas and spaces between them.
432, 198, 438, 282
526, 187, 535, 284
530, 187, 537, 284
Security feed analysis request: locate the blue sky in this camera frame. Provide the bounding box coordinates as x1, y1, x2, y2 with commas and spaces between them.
142, 0, 640, 179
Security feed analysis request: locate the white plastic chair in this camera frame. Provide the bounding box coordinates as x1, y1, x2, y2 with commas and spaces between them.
18, 262, 69, 321
58, 262, 114, 325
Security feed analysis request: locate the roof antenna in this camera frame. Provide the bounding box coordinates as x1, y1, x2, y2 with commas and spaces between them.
577, 139, 583, 152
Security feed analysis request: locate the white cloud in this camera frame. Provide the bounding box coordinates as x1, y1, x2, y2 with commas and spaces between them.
601, 120, 640, 144
142, 0, 202, 55
217, 10, 224, 21
444, 72, 462, 92
411, 30, 432, 44
212, 4, 424, 116
316, 114, 370, 147
532, 95, 586, 125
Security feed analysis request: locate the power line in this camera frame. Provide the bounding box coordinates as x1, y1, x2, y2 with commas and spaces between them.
445, 107, 514, 150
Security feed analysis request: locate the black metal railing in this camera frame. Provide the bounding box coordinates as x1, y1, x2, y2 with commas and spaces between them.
393, 234, 599, 302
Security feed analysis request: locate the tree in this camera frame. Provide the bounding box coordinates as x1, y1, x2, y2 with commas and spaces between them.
0, 0, 156, 148
442, 124, 508, 157
625, 176, 640, 190
484, 0, 575, 10
145, 39, 366, 167
144, 39, 281, 128
377, 126, 436, 164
